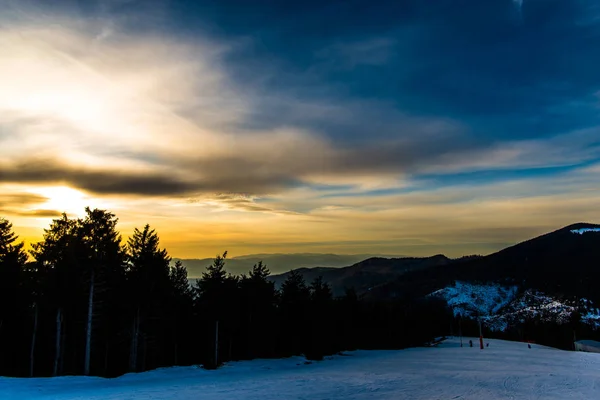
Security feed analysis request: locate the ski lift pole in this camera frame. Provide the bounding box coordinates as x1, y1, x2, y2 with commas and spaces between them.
478, 315, 484, 350
458, 314, 463, 348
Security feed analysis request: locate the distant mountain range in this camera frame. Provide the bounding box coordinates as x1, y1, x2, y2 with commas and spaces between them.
268, 255, 452, 296
178, 223, 600, 331
265, 223, 600, 331
175, 253, 404, 279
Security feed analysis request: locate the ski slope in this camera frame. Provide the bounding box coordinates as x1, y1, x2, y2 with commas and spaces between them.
2, 338, 599, 399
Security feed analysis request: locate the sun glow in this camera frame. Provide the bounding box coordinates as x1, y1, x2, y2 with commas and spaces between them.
29, 186, 93, 216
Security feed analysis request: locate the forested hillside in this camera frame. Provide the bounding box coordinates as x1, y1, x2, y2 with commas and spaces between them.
0, 210, 451, 378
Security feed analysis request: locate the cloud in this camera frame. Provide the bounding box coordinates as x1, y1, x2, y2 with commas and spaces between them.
0, 192, 48, 207
0, 191, 62, 218
188, 194, 301, 215
315, 37, 396, 68
2, 0, 600, 260
8, 209, 64, 218
0, 158, 196, 196
3, 0, 599, 204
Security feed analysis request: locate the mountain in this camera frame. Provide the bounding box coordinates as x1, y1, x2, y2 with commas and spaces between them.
262, 223, 600, 332
364, 222, 600, 301
430, 281, 600, 331
356, 223, 600, 335
269, 254, 451, 296
450, 222, 600, 299
175, 253, 403, 279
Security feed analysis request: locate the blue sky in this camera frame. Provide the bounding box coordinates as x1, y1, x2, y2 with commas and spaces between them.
1, 0, 599, 257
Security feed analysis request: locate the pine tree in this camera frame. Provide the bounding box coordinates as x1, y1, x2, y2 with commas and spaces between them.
78, 208, 125, 376
125, 224, 171, 372
0, 218, 28, 375
307, 276, 333, 360
194, 252, 241, 367
30, 214, 79, 376
279, 270, 310, 356
168, 260, 194, 365
240, 261, 276, 358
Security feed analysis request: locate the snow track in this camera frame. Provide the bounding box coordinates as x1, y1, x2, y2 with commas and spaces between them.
2, 338, 599, 399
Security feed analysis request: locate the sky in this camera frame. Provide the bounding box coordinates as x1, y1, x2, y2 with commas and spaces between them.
1, 0, 600, 259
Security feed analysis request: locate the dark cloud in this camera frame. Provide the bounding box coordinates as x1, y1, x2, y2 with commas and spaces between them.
0, 192, 62, 218
9, 209, 64, 218
175, 0, 600, 144
0, 136, 439, 197
0, 192, 48, 206
1, 121, 596, 198
0, 157, 307, 197
0, 159, 196, 196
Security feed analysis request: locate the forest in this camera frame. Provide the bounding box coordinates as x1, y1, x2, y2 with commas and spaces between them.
0, 208, 452, 378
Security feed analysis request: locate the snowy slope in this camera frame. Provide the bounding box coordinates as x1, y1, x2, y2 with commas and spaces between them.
483, 290, 576, 331
430, 281, 518, 317
432, 281, 600, 331
2, 338, 599, 399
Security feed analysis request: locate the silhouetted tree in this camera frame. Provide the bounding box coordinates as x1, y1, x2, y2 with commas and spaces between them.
0, 218, 28, 375
78, 208, 125, 376
239, 261, 277, 358
278, 270, 310, 356
30, 214, 80, 376
125, 224, 172, 372
306, 276, 333, 360
168, 260, 194, 365
194, 252, 241, 367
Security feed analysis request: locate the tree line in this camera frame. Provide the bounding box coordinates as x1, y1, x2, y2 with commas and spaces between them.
0, 208, 452, 378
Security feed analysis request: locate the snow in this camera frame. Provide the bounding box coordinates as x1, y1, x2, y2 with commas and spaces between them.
484, 290, 577, 331
582, 311, 600, 329
570, 228, 600, 234
2, 338, 600, 399
430, 281, 518, 317
431, 282, 600, 331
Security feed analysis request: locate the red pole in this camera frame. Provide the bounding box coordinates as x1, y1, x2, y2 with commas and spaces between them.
478, 317, 484, 350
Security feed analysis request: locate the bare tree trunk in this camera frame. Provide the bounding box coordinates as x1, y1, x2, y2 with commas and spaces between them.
30, 303, 39, 377
84, 269, 95, 375
129, 307, 139, 372
60, 320, 66, 375
104, 341, 109, 376
228, 336, 232, 361
173, 325, 178, 366
0, 319, 3, 368
53, 308, 63, 376
248, 313, 252, 359
214, 320, 219, 367
141, 336, 147, 372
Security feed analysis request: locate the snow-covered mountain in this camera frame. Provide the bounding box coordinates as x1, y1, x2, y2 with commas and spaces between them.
430, 281, 518, 317
431, 281, 600, 332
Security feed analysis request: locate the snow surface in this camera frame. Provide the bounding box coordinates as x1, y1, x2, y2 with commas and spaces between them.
2, 338, 600, 399
570, 228, 600, 234
431, 281, 600, 331
484, 290, 577, 331
430, 281, 518, 317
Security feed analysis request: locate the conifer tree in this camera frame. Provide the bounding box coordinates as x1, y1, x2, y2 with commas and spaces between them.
240, 261, 276, 358
30, 213, 79, 376
78, 208, 125, 376
168, 260, 194, 365
279, 270, 310, 356
0, 218, 28, 375
126, 224, 171, 372
307, 276, 333, 359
